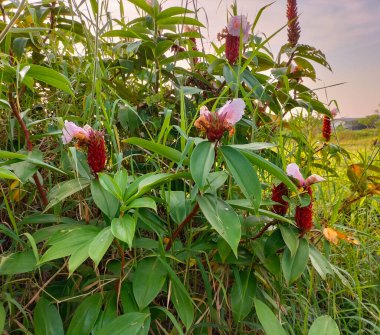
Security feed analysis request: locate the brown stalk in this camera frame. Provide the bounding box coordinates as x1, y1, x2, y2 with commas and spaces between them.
8, 90, 48, 207
165, 202, 200, 251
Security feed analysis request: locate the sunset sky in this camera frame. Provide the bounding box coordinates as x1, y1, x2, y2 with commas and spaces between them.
112, 0, 380, 118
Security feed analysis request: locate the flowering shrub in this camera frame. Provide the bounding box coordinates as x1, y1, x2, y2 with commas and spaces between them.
0, 0, 378, 334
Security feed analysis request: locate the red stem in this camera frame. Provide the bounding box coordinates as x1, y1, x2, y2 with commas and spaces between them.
8, 91, 48, 207
165, 203, 200, 251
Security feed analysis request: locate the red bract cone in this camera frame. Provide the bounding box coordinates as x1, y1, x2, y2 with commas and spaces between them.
225, 34, 240, 65
87, 130, 107, 175
295, 186, 313, 233
271, 182, 289, 215
322, 115, 332, 141
287, 0, 301, 46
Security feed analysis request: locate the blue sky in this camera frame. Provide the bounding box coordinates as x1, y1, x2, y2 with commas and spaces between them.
113, 0, 380, 117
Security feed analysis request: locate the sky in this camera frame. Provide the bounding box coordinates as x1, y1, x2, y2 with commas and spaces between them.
107, 0, 380, 118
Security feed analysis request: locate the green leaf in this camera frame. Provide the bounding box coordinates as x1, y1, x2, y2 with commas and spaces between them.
89, 227, 114, 267
227, 143, 276, 151
23, 64, 74, 96
220, 145, 261, 210
282, 238, 309, 285
0, 251, 36, 275
123, 137, 183, 163
0, 167, 20, 180
157, 16, 204, 27
67, 294, 103, 335
190, 141, 215, 189
126, 172, 190, 203
231, 268, 256, 322
127, 0, 153, 16
156, 7, 193, 21
159, 259, 194, 330
39, 226, 99, 264
91, 179, 119, 218
68, 243, 90, 276
98, 173, 123, 201
111, 215, 136, 248
133, 257, 167, 309
34, 298, 64, 335
95, 313, 150, 335
46, 178, 91, 211
126, 197, 157, 211
279, 225, 299, 257
0, 303, 5, 334
242, 150, 298, 193
309, 245, 333, 280
308, 315, 340, 335
161, 51, 205, 65
197, 193, 241, 257
254, 299, 287, 335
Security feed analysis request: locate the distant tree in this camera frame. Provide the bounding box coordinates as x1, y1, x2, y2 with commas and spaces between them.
358, 114, 380, 129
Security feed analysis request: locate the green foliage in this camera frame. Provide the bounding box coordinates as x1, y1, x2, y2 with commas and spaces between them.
0, 0, 378, 334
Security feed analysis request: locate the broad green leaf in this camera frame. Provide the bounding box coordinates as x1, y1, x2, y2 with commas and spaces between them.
133, 257, 167, 309
159, 259, 194, 330
156, 7, 193, 21
127, 0, 153, 16
231, 268, 256, 322
308, 315, 340, 335
126, 197, 157, 211
89, 227, 114, 267
111, 215, 136, 248
254, 299, 287, 335
163, 191, 187, 224
0, 303, 5, 334
23, 64, 74, 96
34, 298, 64, 335
95, 312, 149, 335
98, 173, 123, 201
68, 243, 90, 276
0, 251, 36, 275
161, 51, 205, 65
91, 179, 119, 218
279, 225, 299, 257
46, 178, 91, 211
123, 137, 183, 163
67, 294, 103, 335
39, 226, 99, 264
282, 238, 309, 285
197, 193, 241, 257
121, 282, 139, 314
190, 141, 215, 189
19, 214, 78, 226
309, 245, 333, 280
0, 167, 19, 180
227, 142, 276, 151
220, 145, 261, 210
157, 16, 204, 27
114, 169, 128, 197
127, 172, 190, 202
243, 151, 298, 193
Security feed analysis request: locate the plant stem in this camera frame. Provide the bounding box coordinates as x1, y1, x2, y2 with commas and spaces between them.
249, 221, 278, 241
165, 203, 200, 251
8, 91, 48, 207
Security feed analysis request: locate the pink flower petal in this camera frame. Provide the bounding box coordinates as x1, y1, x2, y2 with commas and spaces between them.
227, 15, 251, 42
330, 108, 338, 118
217, 98, 245, 125
200, 106, 211, 117
305, 174, 325, 186
286, 163, 305, 186
62, 121, 91, 144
